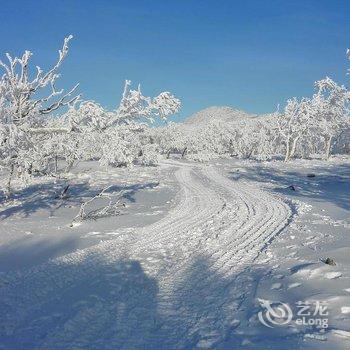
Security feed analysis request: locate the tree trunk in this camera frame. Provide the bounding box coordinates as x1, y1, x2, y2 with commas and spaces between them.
55, 155, 58, 174
284, 138, 291, 162
65, 159, 75, 172
27, 163, 33, 175
246, 148, 254, 159
325, 136, 333, 160
285, 136, 299, 162
5, 164, 15, 199
290, 137, 299, 159
181, 147, 188, 158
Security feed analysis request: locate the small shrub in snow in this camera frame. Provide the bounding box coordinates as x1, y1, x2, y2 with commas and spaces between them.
138, 145, 160, 166
72, 186, 125, 224
324, 257, 336, 266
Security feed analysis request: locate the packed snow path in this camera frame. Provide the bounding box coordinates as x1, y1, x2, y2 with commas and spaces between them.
0, 161, 292, 349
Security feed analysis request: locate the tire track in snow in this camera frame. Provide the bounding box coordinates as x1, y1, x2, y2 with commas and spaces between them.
0, 161, 291, 349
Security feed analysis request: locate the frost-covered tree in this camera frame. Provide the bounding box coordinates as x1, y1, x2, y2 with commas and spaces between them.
115, 80, 180, 126
0, 36, 78, 197
313, 77, 349, 159
152, 122, 186, 158
277, 97, 315, 161
59, 81, 181, 168
0, 35, 78, 125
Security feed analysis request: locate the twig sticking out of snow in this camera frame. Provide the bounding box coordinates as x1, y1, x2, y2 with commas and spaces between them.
56, 184, 70, 199
72, 185, 125, 224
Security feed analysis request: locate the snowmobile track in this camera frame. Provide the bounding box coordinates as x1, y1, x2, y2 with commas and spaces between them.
0, 160, 292, 349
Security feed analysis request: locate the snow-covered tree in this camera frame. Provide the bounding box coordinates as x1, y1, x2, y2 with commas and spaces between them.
0, 36, 78, 197
313, 77, 349, 159
277, 97, 315, 161
153, 122, 188, 158
61, 80, 181, 168
0, 35, 78, 125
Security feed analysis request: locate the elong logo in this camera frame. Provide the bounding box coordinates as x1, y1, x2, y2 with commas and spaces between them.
258, 299, 293, 328
257, 299, 329, 329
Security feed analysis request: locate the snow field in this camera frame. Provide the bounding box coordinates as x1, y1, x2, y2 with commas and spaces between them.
0, 160, 292, 349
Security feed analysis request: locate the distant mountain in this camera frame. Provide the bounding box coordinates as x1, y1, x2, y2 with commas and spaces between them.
183, 106, 254, 126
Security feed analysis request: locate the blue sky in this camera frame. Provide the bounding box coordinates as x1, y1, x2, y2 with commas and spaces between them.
0, 0, 349, 122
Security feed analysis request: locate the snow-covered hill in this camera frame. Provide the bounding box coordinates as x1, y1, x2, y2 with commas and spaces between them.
183, 106, 254, 127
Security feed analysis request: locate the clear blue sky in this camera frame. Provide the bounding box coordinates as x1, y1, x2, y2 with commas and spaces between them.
0, 0, 349, 122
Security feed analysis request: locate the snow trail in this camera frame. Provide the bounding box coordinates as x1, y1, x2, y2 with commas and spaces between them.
0, 161, 291, 349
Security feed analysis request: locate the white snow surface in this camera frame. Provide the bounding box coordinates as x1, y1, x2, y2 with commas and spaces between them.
0, 157, 350, 349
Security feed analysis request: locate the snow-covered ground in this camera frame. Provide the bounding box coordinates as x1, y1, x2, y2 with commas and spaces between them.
0, 157, 349, 349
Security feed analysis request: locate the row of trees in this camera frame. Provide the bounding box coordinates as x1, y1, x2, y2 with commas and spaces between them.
1, 36, 349, 197
0, 36, 180, 197
280, 77, 349, 161
152, 78, 350, 162
152, 50, 350, 162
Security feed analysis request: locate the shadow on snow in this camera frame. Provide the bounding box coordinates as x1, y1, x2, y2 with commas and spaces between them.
228, 162, 350, 212
0, 252, 324, 350
0, 180, 159, 219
